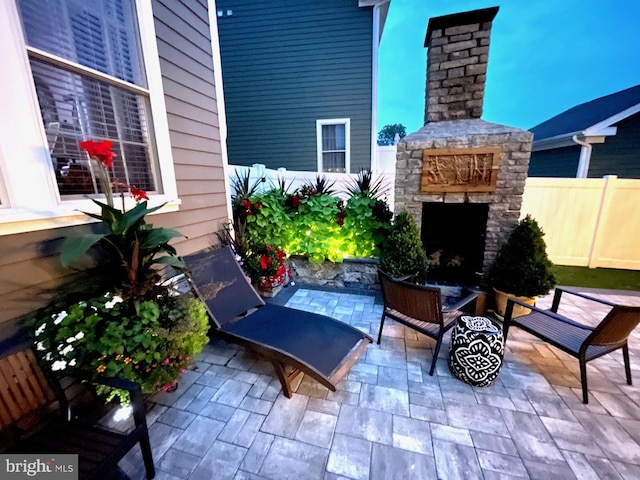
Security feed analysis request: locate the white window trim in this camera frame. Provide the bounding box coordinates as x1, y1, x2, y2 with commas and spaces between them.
316, 118, 351, 173
0, 0, 179, 236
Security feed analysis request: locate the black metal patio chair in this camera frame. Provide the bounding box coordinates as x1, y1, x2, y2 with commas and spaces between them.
503, 286, 640, 403
377, 270, 479, 375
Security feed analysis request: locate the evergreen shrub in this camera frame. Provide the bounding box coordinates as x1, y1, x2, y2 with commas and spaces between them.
488, 215, 557, 297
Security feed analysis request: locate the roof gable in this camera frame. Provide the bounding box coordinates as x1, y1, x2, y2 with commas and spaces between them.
530, 84, 640, 141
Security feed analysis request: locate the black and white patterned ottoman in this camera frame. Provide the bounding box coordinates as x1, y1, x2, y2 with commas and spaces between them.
448, 315, 504, 387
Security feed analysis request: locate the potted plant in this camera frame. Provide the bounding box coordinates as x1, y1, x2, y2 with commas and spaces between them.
241, 243, 290, 297
488, 215, 557, 317
379, 210, 428, 281
28, 139, 209, 404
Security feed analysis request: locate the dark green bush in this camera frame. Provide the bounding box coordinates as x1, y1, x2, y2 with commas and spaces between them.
488, 215, 557, 297
379, 211, 428, 280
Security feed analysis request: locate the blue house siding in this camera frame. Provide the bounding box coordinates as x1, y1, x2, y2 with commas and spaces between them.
217, 0, 373, 173
589, 113, 640, 178
528, 146, 581, 177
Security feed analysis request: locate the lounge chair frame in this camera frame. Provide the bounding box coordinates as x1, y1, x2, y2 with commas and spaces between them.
183, 247, 373, 398
503, 286, 640, 403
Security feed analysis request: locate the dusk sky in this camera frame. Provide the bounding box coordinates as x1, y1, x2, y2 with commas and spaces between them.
378, 0, 640, 134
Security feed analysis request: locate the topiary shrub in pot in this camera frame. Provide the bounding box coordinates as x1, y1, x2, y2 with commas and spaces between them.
379, 210, 428, 281
488, 215, 557, 317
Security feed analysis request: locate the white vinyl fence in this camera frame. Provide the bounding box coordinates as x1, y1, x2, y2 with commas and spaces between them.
521, 176, 640, 270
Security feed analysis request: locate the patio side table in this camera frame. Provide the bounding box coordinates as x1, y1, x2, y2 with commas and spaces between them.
449, 315, 504, 387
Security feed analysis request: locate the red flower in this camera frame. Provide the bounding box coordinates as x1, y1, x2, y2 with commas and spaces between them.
259, 255, 273, 270
266, 245, 272, 251
130, 186, 149, 202
255, 202, 262, 210
292, 195, 300, 208
78, 139, 116, 168
276, 249, 285, 262
241, 199, 252, 208
337, 218, 344, 226
337, 200, 344, 208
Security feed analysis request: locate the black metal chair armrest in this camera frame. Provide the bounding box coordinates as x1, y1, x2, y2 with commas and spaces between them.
444, 291, 479, 313
505, 297, 594, 331
91, 375, 143, 393
554, 286, 617, 308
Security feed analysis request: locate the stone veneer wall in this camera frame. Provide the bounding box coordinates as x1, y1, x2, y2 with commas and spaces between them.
395, 118, 533, 277
289, 257, 379, 290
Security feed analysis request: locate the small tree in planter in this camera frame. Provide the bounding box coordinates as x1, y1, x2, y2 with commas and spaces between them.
379, 211, 428, 281
488, 215, 557, 317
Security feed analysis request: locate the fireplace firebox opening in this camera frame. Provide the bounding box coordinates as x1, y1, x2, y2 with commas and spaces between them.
421, 203, 489, 286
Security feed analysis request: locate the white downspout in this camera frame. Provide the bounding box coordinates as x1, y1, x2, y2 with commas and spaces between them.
370, 3, 381, 173
572, 134, 592, 178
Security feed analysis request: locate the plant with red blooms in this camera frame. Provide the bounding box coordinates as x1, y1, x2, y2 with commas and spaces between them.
285, 193, 301, 210
242, 244, 289, 288
237, 198, 262, 217
61, 139, 186, 300
32, 140, 208, 405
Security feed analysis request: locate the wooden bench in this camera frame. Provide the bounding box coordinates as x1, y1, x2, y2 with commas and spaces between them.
0, 335, 155, 479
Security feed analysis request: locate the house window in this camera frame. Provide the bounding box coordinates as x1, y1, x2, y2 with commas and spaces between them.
317, 119, 350, 173
0, 0, 176, 234
19, 0, 155, 197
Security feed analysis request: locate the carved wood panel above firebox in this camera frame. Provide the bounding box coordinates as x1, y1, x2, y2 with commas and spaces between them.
421, 147, 501, 193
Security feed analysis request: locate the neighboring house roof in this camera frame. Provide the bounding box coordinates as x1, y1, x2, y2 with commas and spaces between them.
530, 84, 640, 150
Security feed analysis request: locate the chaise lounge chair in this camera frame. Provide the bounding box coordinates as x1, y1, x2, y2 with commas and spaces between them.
182, 246, 373, 398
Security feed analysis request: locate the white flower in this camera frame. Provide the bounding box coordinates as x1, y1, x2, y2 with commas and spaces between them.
53, 311, 68, 325
104, 295, 124, 309
75, 332, 84, 340
35, 324, 46, 336
51, 360, 67, 371
36, 341, 45, 351
61, 345, 74, 355
69, 359, 76, 366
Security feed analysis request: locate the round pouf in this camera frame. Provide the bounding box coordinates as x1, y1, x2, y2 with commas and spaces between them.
449, 316, 504, 387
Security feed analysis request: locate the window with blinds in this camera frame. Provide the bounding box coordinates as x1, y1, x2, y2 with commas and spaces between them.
317, 119, 350, 173
17, 0, 159, 198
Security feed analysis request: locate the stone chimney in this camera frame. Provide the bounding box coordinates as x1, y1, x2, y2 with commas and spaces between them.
424, 6, 499, 123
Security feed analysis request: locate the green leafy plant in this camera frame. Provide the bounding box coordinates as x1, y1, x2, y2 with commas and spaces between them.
29, 292, 209, 404
61, 140, 185, 300
30, 139, 209, 403
222, 171, 393, 265
379, 211, 428, 280
488, 215, 557, 297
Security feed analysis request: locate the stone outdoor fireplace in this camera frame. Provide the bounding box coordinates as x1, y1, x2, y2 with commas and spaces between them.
395, 6, 533, 285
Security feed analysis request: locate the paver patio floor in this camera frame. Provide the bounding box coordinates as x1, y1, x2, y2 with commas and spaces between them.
120, 285, 640, 480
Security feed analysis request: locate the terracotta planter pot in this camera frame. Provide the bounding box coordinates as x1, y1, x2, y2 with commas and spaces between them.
493, 288, 535, 319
